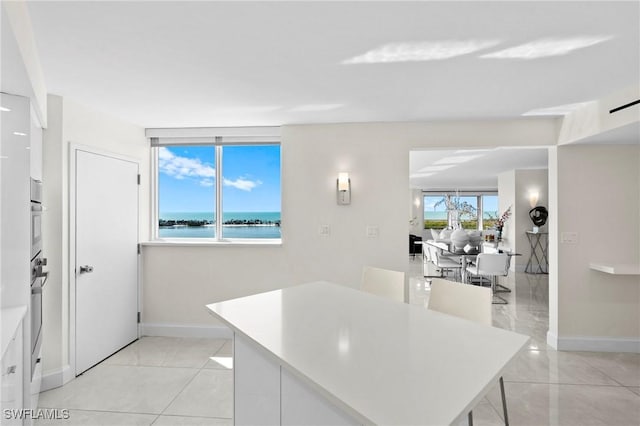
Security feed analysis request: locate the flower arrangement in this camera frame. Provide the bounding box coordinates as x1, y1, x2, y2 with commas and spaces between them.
495, 205, 512, 231
433, 193, 477, 219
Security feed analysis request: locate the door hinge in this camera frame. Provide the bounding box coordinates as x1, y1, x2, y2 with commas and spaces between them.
137, 243, 141, 254
137, 312, 141, 323
137, 174, 141, 185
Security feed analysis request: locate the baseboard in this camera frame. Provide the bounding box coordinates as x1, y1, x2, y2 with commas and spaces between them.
547, 331, 640, 353
41, 364, 72, 392
140, 322, 232, 339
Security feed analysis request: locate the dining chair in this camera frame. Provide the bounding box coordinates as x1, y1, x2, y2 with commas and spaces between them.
428, 244, 462, 281
361, 266, 405, 303
427, 278, 510, 426
465, 253, 510, 304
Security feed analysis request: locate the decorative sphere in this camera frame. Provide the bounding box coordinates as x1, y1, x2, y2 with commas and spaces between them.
468, 230, 483, 247
451, 229, 470, 249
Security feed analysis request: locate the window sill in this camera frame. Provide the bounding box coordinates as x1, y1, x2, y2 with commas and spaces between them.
141, 239, 282, 248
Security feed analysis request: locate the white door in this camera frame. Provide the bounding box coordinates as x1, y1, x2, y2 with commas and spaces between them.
75, 149, 139, 374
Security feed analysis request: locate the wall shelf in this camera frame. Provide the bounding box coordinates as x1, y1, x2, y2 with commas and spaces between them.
589, 263, 640, 275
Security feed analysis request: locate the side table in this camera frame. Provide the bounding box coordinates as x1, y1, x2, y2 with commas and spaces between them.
525, 231, 548, 274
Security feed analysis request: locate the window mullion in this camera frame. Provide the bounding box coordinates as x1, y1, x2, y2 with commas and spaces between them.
215, 144, 223, 240
478, 195, 483, 230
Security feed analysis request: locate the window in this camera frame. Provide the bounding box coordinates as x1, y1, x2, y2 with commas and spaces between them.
221, 145, 281, 239
481, 195, 499, 230
151, 127, 281, 241
423, 195, 448, 229
457, 196, 478, 229
423, 192, 497, 231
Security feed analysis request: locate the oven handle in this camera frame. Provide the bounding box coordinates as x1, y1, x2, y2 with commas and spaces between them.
31, 272, 48, 293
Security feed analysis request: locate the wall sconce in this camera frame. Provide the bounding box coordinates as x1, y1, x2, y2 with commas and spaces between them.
337, 172, 351, 205
528, 190, 539, 208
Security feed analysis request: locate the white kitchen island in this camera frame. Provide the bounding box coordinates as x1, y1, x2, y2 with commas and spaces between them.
206, 281, 528, 425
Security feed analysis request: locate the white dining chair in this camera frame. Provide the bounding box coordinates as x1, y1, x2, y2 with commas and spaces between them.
361, 266, 405, 303
428, 244, 462, 281
427, 278, 510, 426
465, 253, 510, 304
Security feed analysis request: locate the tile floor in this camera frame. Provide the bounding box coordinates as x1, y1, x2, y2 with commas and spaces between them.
413, 258, 640, 426
37, 258, 639, 425
37, 338, 233, 425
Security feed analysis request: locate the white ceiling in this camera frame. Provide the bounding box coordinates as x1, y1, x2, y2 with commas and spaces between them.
410, 147, 549, 190
28, 1, 636, 191
27, 1, 640, 128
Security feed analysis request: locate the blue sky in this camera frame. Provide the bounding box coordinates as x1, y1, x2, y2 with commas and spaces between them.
158, 145, 281, 213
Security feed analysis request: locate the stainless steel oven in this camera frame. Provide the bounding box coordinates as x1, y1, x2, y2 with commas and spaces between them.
30, 178, 47, 378
30, 256, 45, 374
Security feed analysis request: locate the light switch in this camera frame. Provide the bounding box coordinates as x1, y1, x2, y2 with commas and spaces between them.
366, 225, 379, 238
319, 225, 330, 237
561, 232, 578, 244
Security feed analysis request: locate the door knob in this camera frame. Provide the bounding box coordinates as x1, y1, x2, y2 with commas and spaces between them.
79, 265, 94, 274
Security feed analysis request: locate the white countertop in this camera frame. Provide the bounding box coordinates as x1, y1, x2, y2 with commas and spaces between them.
207, 281, 529, 425
1, 305, 27, 358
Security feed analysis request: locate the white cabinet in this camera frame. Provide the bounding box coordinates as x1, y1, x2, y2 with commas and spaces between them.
29, 105, 43, 182
1, 313, 25, 426
0, 92, 31, 308
281, 368, 358, 426
234, 334, 280, 426
233, 333, 359, 426
1, 91, 35, 425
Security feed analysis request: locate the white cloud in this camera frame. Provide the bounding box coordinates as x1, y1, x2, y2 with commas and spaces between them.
158, 148, 264, 191
223, 177, 262, 192
158, 147, 215, 181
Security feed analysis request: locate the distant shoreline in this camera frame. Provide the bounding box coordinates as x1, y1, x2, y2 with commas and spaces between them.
159, 224, 279, 228
159, 219, 280, 228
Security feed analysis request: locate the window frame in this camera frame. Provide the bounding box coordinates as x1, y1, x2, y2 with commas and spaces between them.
422, 190, 498, 231
151, 139, 282, 244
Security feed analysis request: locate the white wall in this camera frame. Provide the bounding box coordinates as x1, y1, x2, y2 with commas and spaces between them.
409, 188, 423, 237
498, 169, 549, 271
558, 85, 640, 146
497, 170, 516, 255
142, 119, 558, 330
514, 169, 549, 271
548, 144, 639, 351
41, 95, 148, 384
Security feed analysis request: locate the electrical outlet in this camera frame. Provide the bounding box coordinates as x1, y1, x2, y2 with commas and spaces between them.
319, 225, 330, 237
561, 232, 578, 244
366, 225, 379, 238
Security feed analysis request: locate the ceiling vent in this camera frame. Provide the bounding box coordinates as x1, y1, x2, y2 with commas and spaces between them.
609, 99, 640, 114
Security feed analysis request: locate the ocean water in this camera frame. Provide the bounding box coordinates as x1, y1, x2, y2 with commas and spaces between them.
160, 211, 281, 223
158, 211, 281, 239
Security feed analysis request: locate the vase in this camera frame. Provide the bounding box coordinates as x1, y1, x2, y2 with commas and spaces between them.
468, 230, 482, 247
449, 210, 460, 229
450, 228, 469, 249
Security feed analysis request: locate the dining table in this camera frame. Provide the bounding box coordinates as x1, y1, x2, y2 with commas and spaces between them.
423, 240, 519, 284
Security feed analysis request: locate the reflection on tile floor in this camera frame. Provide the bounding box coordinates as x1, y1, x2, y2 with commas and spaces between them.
37, 338, 233, 426
38, 259, 639, 425
411, 257, 640, 426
